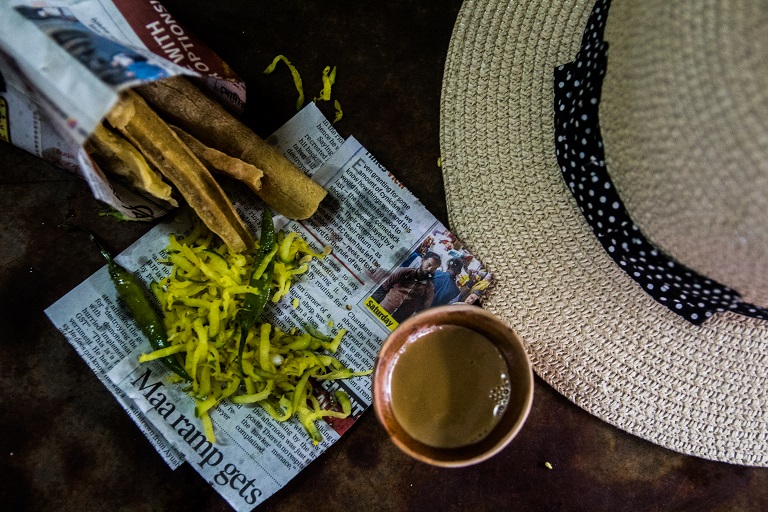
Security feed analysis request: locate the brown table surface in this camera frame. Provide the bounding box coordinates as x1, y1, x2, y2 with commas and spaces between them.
2, 1, 767, 510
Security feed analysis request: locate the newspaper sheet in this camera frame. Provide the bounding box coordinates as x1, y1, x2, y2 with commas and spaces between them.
46, 103, 495, 510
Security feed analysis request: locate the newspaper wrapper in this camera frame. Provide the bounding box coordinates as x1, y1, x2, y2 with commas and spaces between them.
0, 0, 245, 220
47, 103, 496, 510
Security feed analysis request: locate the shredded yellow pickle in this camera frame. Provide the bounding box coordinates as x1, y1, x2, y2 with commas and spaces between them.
314, 65, 336, 102
265, 55, 345, 123
143, 218, 370, 445
333, 100, 343, 124
314, 66, 343, 124
264, 55, 305, 110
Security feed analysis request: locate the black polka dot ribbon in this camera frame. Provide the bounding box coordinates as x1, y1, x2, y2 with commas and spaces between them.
553, 0, 768, 325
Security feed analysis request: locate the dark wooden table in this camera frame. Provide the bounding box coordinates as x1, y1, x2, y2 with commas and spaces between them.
2, 1, 766, 510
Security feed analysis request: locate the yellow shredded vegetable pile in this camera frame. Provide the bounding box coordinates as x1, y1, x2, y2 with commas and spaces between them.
142, 219, 370, 445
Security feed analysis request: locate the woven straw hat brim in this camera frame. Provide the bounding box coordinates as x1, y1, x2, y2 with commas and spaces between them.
440, 0, 768, 466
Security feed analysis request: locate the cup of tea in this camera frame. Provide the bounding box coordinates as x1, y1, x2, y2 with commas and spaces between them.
373, 304, 534, 467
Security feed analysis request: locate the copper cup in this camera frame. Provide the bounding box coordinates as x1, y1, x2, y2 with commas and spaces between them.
373, 304, 534, 467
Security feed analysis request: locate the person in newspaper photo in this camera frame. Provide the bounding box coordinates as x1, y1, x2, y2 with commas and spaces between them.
431, 256, 464, 306
456, 270, 493, 304
401, 235, 435, 267
372, 251, 442, 322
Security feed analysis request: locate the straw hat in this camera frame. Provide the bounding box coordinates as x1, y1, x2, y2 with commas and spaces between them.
440, 0, 768, 466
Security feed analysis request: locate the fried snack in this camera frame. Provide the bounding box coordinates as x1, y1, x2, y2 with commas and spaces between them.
105, 89, 254, 253
136, 77, 327, 219
86, 123, 178, 207
170, 125, 264, 195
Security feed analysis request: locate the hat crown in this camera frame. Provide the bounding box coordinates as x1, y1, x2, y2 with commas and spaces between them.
601, 0, 768, 307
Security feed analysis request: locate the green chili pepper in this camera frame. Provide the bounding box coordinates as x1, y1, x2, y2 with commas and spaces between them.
71, 225, 192, 381
237, 209, 277, 375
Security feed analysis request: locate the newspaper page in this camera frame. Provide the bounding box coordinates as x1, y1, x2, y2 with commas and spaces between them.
0, 0, 244, 220
46, 103, 494, 511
